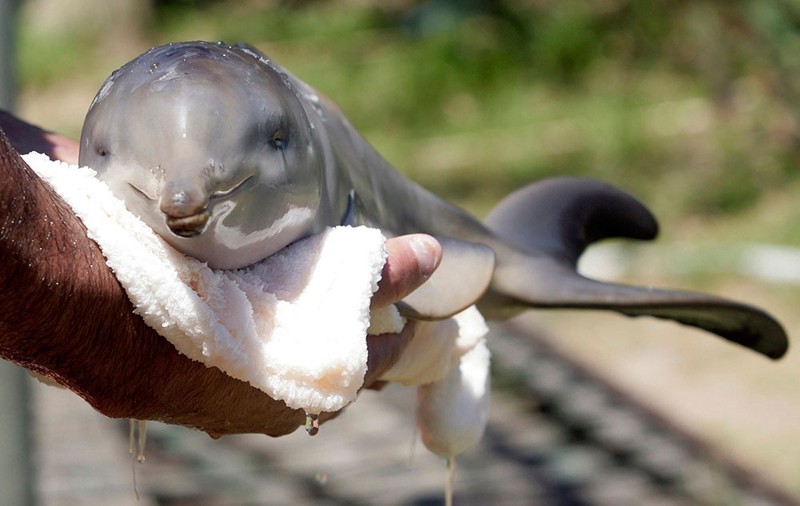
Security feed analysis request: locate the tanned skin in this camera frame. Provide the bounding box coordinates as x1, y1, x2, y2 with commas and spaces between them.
0, 114, 441, 437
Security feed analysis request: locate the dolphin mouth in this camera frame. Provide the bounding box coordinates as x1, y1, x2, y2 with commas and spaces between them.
166, 212, 210, 237
211, 174, 255, 200
129, 182, 157, 201
159, 174, 254, 238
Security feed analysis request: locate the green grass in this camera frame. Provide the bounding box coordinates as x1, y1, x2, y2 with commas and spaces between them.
16, 29, 98, 91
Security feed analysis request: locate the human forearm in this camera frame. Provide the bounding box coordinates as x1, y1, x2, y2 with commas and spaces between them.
0, 129, 304, 435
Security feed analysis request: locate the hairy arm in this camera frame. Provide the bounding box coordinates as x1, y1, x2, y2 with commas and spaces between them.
0, 120, 440, 436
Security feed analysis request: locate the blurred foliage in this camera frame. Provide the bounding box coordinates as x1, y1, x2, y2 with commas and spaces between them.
15, 4, 800, 494
15, 0, 800, 239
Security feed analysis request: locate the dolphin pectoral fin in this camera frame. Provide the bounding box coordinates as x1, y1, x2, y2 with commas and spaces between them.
482, 177, 788, 359
398, 237, 496, 321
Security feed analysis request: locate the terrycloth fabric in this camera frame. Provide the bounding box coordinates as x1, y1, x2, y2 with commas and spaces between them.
380, 305, 488, 386
417, 338, 491, 457
24, 152, 404, 414
381, 305, 492, 458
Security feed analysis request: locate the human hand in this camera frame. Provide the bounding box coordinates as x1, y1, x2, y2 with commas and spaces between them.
0, 118, 441, 437
0, 110, 79, 164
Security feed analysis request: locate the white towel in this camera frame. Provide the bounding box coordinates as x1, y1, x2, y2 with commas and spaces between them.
24, 152, 404, 414
25, 152, 491, 458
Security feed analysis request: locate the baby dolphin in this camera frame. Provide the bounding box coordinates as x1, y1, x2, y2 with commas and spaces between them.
80, 41, 788, 359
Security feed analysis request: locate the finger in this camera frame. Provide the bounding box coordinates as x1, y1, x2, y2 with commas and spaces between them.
363, 321, 418, 387
318, 322, 418, 426
366, 380, 388, 391
372, 234, 442, 309
47, 133, 80, 164
0, 111, 80, 164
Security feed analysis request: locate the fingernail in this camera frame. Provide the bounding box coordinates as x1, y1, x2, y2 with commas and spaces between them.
409, 235, 441, 276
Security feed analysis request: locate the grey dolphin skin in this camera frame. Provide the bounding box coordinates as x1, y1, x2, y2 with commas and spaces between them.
79, 41, 788, 359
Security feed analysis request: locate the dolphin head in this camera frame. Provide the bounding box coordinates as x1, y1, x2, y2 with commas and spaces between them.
80, 42, 326, 269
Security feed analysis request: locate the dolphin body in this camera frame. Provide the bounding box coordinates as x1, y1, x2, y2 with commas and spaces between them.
79, 41, 788, 359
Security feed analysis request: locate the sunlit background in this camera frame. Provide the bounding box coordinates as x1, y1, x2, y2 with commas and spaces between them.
5, 0, 800, 503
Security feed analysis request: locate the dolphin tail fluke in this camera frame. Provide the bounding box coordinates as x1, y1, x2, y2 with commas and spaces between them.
480, 177, 788, 359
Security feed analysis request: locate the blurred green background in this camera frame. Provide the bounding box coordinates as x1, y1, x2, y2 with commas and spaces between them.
16, 0, 800, 235
11, 0, 800, 498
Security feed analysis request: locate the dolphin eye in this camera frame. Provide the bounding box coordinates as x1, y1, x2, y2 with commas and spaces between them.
269, 129, 286, 150
96, 145, 109, 157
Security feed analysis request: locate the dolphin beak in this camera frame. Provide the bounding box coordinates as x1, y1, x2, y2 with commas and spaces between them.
165, 212, 210, 237
158, 172, 252, 238
160, 182, 211, 238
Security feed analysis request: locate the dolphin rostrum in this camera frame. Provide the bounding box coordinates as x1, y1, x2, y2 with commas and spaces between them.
79, 41, 788, 359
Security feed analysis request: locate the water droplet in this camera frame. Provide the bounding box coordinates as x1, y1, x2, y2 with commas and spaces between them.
304, 412, 319, 436
128, 419, 148, 463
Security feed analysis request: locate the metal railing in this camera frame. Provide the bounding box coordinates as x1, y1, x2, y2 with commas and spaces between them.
0, 1, 36, 505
